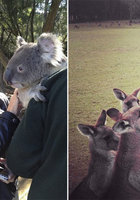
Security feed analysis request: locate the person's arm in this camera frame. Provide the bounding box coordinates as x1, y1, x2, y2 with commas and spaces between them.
6, 99, 45, 178
0, 89, 20, 156
7, 70, 67, 179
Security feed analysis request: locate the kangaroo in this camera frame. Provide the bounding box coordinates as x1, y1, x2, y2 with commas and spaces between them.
70, 110, 119, 200
113, 88, 140, 112
104, 106, 140, 200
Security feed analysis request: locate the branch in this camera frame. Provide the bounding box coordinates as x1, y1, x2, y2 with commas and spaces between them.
3, 31, 12, 47
0, 48, 8, 68
30, 0, 35, 42
62, 34, 67, 44
0, 26, 5, 44
44, 0, 49, 20
25, 7, 33, 40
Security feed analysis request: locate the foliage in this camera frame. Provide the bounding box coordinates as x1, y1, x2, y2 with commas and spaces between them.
0, 0, 67, 59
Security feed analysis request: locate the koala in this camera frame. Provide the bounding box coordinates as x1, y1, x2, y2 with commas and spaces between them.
3, 33, 67, 108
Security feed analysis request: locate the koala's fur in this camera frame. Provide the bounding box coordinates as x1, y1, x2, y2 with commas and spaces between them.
3, 33, 67, 108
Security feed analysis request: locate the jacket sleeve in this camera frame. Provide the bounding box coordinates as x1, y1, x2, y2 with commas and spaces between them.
0, 111, 20, 157
6, 100, 45, 178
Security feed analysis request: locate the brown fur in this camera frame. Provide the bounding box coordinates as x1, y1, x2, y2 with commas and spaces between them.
113, 88, 140, 112
104, 107, 140, 200
70, 110, 119, 200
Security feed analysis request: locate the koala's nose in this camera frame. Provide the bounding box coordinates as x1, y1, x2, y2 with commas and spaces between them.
3, 68, 12, 85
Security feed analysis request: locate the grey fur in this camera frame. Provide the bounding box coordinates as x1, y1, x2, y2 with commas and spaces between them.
3, 33, 67, 108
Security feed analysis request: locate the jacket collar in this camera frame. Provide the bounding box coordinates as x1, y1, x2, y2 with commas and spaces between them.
41, 68, 67, 90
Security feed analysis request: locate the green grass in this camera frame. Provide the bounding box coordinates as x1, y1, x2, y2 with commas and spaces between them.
69, 22, 140, 194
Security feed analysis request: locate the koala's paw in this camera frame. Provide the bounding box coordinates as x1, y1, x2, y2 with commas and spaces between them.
33, 85, 47, 102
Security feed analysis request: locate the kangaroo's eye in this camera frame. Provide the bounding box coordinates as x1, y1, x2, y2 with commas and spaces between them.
120, 121, 130, 129
126, 101, 131, 107
120, 121, 126, 128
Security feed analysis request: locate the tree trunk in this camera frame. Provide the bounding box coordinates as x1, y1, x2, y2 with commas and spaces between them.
0, 50, 10, 92
42, 0, 62, 33
44, 0, 49, 20
0, 52, 13, 93
30, 0, 35, 42
0, 49, 8, 68
0, 63, 13, 93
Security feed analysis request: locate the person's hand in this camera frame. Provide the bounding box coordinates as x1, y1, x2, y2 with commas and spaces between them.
0, 158, 16, 184
7, 89, 22, 115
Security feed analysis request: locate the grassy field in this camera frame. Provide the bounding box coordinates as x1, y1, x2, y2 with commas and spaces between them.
69, 22, 140, 194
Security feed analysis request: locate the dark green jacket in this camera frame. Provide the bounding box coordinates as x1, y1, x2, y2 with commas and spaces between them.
7, 69, 67, 200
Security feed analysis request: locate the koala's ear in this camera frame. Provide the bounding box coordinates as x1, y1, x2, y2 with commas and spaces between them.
37, 33, 66, 67
16, 36, 27, 48
37, 33, 57, 52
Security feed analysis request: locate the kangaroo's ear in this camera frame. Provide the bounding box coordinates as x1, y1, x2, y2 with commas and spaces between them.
95, 110, 106, 127
77, 124, 96, 137
113, 88, 127, 101
107, 108, 122, 121
132, 88, 140, 97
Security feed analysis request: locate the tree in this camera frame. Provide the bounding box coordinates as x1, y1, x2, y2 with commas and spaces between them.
42, 0, 62, 32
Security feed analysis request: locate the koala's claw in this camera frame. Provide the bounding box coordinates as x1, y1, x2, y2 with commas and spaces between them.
34, 93, 46, 102
35, 93, 46, 102
33, 84, 47, 102
38, 85, 47, 91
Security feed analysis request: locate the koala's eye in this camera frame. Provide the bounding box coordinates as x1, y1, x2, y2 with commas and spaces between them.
17, 65, 24, 73
137, 99, 139, 104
